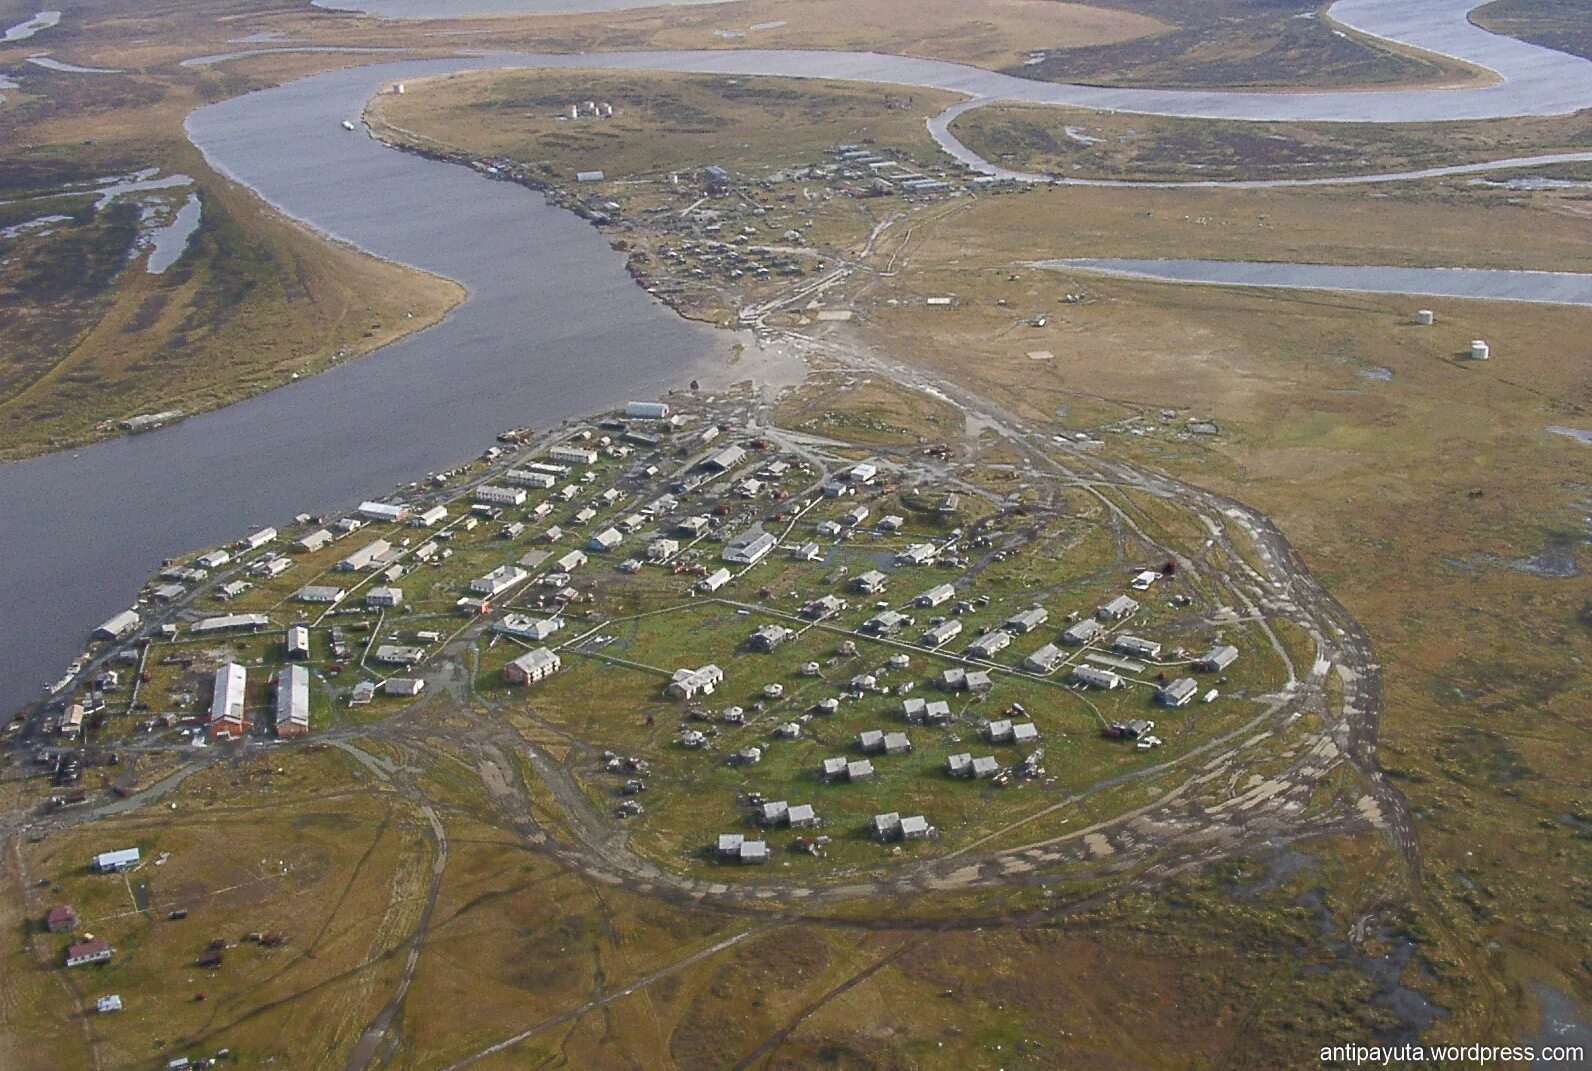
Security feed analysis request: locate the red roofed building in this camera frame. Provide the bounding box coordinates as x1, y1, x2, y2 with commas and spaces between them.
45, 904, 77, 933
65, 938, 112, 968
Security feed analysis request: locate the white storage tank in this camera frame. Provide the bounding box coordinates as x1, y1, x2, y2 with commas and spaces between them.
1415, 309, 1434, 325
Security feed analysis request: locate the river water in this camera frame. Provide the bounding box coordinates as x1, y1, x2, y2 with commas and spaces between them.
0, 59, 732, 715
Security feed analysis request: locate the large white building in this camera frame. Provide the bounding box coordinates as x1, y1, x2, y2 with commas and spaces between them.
210, 663, 247, 738
504, 647, 561, 685
275, 665, 310, 738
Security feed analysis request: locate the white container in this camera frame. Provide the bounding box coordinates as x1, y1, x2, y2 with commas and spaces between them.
1470, 340, 1490, 360
1415, 309, 1434, 325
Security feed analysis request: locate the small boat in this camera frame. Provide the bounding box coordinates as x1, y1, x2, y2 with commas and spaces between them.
341, 119, 356, 132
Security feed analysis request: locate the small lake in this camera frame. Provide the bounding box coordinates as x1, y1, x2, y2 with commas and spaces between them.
1044, 259, 1592, 307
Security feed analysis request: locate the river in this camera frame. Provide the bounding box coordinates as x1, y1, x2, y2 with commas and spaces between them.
0, 59, 734, 716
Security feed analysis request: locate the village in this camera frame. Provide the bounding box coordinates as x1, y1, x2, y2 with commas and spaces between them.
20, 380, 1298, 901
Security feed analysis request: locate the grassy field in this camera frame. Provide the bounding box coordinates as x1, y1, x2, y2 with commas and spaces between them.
1013, 0, 1487, 89
370, 68, 963, 183
951, 102, 1592, 183
1472, 0, 1592, 61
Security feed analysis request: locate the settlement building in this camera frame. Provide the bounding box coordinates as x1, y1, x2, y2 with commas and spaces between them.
275, 665, 310, 738
667, 664, 723, 700
504, 647, 561, 685
210, 663, 247, 738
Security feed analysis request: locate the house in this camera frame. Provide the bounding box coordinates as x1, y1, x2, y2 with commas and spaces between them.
802, 595, 847, 620
698, 567, 732, 593
850, 462, 878, 483
862, 610, 909, 637
93, 609, 140, 641
852, 570, 888, 594
1071, 665, 1122, 690
358, 500, 409, 524
647, 538, 679, 561
846, 759, 875, 782
505, 468, 557, 489
625, 401, 670, 419
504, 647, 561, 685
270, 664, 309, 738
895, 543, 937, 566
699, 445, 746, 472
366, 586, 403, 608
350, 680, 377, 706
916, 583, 955, 608
1197, 644, 1239, 671
475, 484, 526, 507
1131, 569, 1161, 590
871, 812, 902, 841
1011, 722, 1040, 746
195, 549, 231, 570
554, 550, 587, 573
65, 939, 113, 968
95, 995, 122, 1014
985, 719, 1015, 743
588, 527, 623, 552
965, 630, 1013, 659
666, 664, 723, 700
45, 905, 78, 933
92, 848, 140, 873
758, 800, 789, 826
903, 698, 952, 725
549, 444, 599, 465
1158, 677, 1199, 707
544, 525, 565, 543
295, 584, 345, 604
572, 507, 598, 526
190, 613, 271, 637
939, 668, 967, 691
677, 515, 712, 537
210, 663, 247, 739
470, 565, 528, 596
966, 670, 992, 691
494, 614, 562, 641
775, 722, 801, 740
749, 624, 793, 651
739, 839, 770, 864
241, 526, 277, 549
1097, 595, 1139, 621
296, 528, 333, 552
842, 505, 870, 527
1024, 643, 1064, 673
1004, 607, 1049, 634
723, 529, 777, 565
857, 729, 886, 753
947, 754, 1001, 779
1061, 619, 1103, 645
882, 731, 912, 755
384, 678, 425, 697
921, 620, 963, 647
1112, 634, 1161, 660
337, 539, 392, 572
820, 756, 849, 781
900, 815, 934, 839
374, 645, 426, 666
792, 541, 822, 562
788, 804, 818, 828
411, 505, 449, 527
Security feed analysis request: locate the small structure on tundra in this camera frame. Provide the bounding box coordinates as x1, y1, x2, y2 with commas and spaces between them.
666, 664, 723, 700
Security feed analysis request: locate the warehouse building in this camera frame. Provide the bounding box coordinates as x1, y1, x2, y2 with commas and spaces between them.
210, 662, 247, 738
275, 664, 310, 738
1158, 677, 1199, 707
1070, 665, 1122, 690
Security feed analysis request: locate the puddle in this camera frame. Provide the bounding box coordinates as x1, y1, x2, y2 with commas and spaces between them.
0, 213, 70, 240
145, 192, 201, 274
1525, 983, 1592, 1069
2, 10, 59, 43
1548, 426, 1592, 447
180, 46, 403, 68
26, 54, 125, 74
1357, 366, 1394, 381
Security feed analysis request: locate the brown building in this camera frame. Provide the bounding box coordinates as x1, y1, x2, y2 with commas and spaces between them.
45, 904, 77, 933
